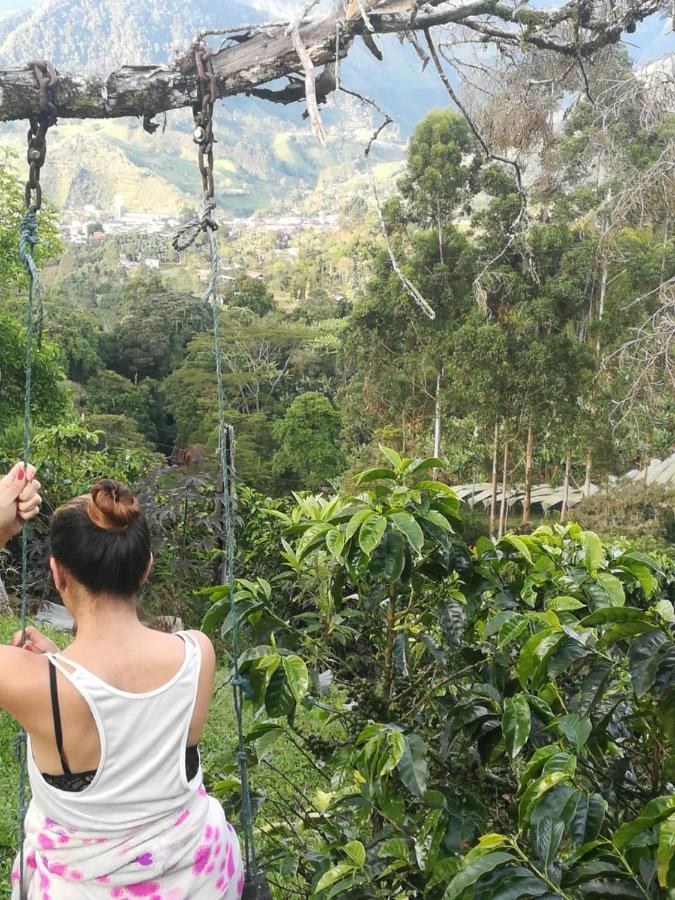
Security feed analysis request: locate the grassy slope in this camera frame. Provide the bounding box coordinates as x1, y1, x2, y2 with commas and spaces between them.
0, 616, 328, 898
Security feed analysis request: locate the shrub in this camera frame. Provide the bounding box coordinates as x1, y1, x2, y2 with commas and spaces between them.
205, 450, 675, 898
573, 481, 675, 545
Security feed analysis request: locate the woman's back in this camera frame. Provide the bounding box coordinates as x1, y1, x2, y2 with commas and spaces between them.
29, 629, 207, 834
28, 626, 214, 782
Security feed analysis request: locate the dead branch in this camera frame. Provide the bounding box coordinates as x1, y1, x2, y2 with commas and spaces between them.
0, 0, 665, 123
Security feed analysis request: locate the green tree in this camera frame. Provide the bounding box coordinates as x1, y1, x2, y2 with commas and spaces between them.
0, 313, 69, 452
399, 109, 481, 242
227, 274, 277, 316
273, 392, 346, 489
83, 370, 164, 445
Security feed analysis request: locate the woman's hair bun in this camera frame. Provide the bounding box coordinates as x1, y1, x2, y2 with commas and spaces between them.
87, 479, 140, 533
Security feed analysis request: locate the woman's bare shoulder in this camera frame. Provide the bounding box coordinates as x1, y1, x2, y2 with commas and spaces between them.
185, 630, 216, 669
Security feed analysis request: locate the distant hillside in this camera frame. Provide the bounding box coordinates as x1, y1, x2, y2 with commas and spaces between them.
0, 0, 449, 216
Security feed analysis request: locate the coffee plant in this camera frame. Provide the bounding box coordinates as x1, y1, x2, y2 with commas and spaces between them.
203, 449, 675, 898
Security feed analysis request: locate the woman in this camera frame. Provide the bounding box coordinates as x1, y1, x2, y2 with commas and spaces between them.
0, 474, 243, 899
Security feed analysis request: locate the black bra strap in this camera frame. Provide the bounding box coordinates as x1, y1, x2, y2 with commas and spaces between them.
48, 660, 71, 776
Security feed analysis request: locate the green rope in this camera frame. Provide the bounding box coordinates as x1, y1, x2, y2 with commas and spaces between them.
204, 208, 260, 887
15, 207, 41, 898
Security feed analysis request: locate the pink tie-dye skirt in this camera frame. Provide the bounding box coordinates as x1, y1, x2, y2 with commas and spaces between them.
12, 787, 244, 900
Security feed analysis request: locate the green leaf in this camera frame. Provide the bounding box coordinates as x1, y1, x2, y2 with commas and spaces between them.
442, 851, 516, 900
520, 745, 562, 789
282, 655, 309, 703
356, 467, 398, 484
397, 734, 429, 798
502, 694, 531, 759
655, 599, 675, 623
379, 445, 402, 469
404, 458, 445, 478
345, 508, 375, 541
389, 511, 425, 554
343, 840, 366, 868
499, 616, 529, 648
545, 595, 586, 612
582, 531, 603, 574
315, 861, 355, 893
416, 480, 460, 499
558, 714, 592, 753
517, 628, 563, 689
255, 725, 284, 759
519, 771, 572, 827
484, 610, 519, 638
656, 813, 675, 888
264, 665, 295, 718
358, 514, 387, 555
628, 628, 669, 697
614, 795, 675, 849
465, 834, 509, 859
423, 509, 452, 532
325, 527, 346, 559
534, 816, 564, 871
581, 606, 651, 627
500, 534, 533, 564
596, 572, 625, 606
370, 530, 406, 583
617, 563, 658, 598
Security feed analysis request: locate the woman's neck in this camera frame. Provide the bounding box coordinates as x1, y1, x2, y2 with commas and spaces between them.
70, 593, 143, 645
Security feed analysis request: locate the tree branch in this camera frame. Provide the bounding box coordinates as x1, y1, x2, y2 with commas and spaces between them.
0, 0, 661, 122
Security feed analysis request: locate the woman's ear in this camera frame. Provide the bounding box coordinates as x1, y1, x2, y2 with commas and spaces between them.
49, 556, 67, 594
140, 553, 154, 586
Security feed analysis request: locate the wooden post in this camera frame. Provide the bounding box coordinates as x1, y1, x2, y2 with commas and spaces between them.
560, 448, 572, 523
489, 422, 499, 539
498, 440, 509, 540
522, 422, 534, 525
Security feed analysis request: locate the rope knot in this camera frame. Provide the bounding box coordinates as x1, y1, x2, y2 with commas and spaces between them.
18, 209, 39, 266
171, 199, 218, 252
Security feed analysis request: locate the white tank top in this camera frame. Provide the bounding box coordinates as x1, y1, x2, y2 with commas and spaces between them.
27, 631, 204, 834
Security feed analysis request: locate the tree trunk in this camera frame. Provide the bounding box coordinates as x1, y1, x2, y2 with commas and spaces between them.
383, 587, 397, 703
584, 448, 593, 497
560, 447, 573, 523
522, 422, 534, 525
489, 422, 499, 539
594, 257, 608, 370
433, 365, 443, 459
498, 440, 509, 540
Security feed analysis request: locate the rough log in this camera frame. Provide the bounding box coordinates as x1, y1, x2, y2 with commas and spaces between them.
0, 0, 661, 122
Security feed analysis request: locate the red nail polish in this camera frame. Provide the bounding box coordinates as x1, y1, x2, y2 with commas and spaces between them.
17, 469, 25, 481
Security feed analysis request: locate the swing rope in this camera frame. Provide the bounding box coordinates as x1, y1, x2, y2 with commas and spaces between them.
173, 42, 268, 899
13, 60, 57, 899
13, 208, 40, 900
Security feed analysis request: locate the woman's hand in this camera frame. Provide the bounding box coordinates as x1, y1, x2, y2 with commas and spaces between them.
0, 463, 42, 548
10, 625, 58, 655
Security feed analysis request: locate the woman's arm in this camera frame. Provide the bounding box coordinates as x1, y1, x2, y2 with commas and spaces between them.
0, 643, 49, 729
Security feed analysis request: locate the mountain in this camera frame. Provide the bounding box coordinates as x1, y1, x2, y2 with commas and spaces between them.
0, 0, 448, 216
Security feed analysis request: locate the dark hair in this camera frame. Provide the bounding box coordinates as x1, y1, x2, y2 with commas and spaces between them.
50, 479, 151, 597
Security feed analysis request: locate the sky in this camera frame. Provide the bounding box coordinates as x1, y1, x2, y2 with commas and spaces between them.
0, 0, 672, 62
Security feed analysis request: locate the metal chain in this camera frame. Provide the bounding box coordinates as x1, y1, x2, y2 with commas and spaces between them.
171, 44, 218, 253
24, 60, 58, 213
192, 43, 217, 200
